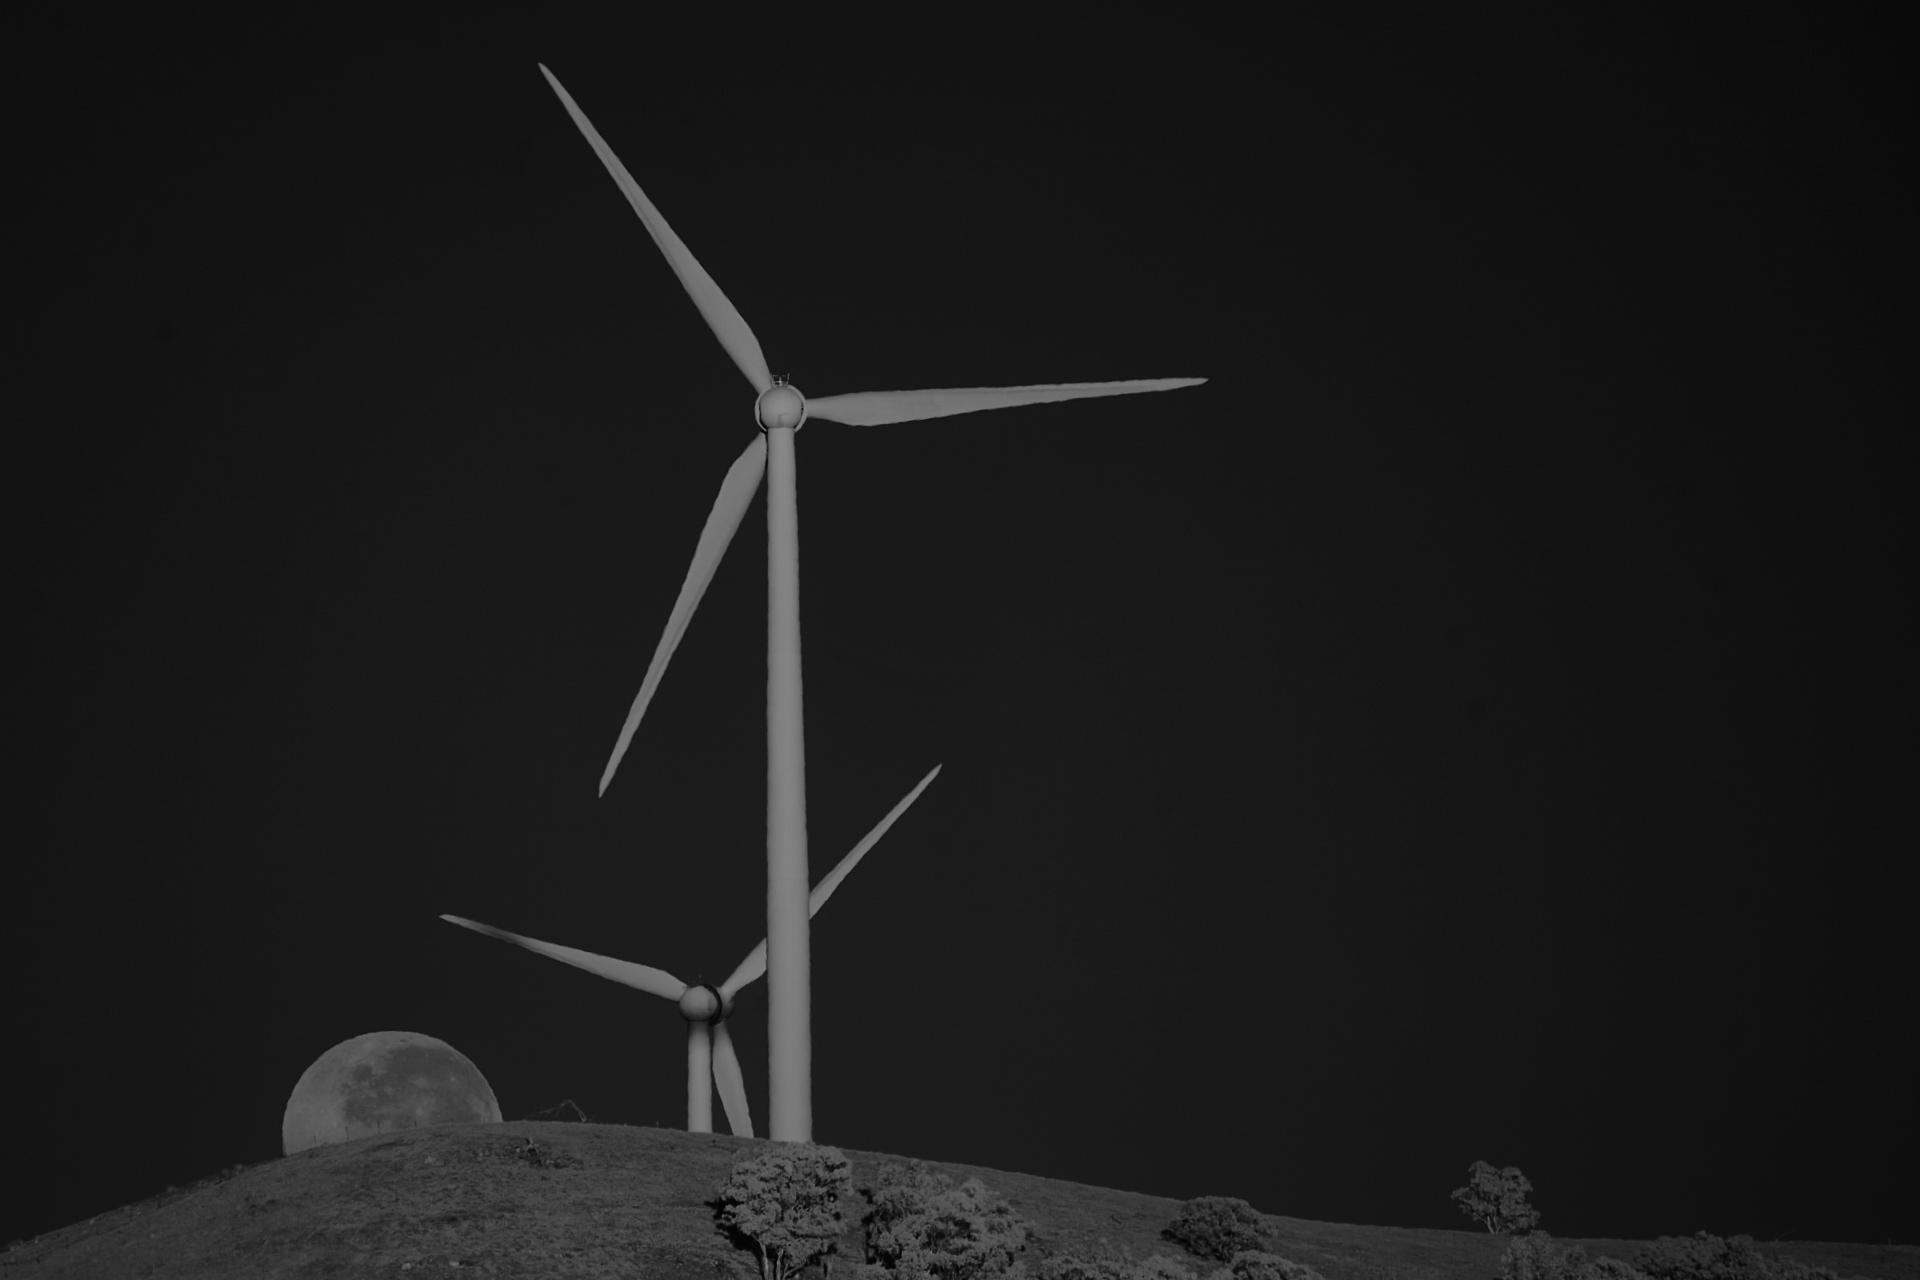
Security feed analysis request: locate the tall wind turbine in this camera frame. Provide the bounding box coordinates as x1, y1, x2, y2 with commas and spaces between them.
442, 764, 940, 1134
539, 64, 1205, 1143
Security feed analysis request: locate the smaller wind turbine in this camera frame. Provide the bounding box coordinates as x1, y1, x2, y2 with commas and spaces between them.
440, 764, 939, 1135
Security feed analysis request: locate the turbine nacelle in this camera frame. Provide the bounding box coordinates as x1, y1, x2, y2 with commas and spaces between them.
756, 379, 806, 432
678, 983, 731, 1023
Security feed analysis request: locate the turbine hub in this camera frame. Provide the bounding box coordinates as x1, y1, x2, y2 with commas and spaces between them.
756, 380, 806, 432
678, 983, 729, 1023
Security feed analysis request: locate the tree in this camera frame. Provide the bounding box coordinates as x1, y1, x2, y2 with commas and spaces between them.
716, 1145, 856, 1280
1163, 1197, 1268, 1263
1450, 1161, 1541, 1235
862, 1160, 1032, 1279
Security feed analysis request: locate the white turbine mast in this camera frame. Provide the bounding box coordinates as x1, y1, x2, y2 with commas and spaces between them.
539, 64, 1205, 1143
442, 764, 940, 1135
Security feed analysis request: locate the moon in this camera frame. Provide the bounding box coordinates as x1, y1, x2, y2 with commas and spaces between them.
281, 1030, 503, 1155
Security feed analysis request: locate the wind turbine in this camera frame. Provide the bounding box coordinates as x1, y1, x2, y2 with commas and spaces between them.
442, 764, 940, 1135
538, 64, 1205, 1143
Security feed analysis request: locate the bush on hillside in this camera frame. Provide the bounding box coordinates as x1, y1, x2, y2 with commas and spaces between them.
1037, 1242, 1202, 1279
1764, 1262, 1842, 1280
1634, 1233, 1838, 1280
1163, 1197, 1268, 1262
862, 1160, 1032, 1279
1500, 1234, 1577, 1280
1214, 1251, 1326, 1280
1452, 1162, 1542, 1235
1635, 1234, 1772, 1280
1036, 1242, 1325, 1280
1500, 1233, 1654, 1280
715, 1145, 855, 1280
1586, 1261, 1658, 1280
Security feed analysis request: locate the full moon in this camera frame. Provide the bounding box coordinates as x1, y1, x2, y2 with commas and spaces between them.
281, 1030, 503, 1155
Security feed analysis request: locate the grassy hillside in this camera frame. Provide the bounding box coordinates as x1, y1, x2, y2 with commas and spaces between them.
3, 1122, 1914, 1280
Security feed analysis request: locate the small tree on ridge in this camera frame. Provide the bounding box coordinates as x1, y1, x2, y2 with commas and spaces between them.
1451, 1161, 1541, 1235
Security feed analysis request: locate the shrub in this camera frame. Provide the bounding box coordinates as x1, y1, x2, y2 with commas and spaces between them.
1035, 1246, 1129, 1280
1163, 1197, 1268, 1262
715, 1145, 855, 1280
1500, 1234, 1576, 1280
1500, 1234, 1651, 1280
1634, 1233, 1836, 1280
1763, 1262, 1839, 1280
1635, 1234, 1770, 1280
1036, 1239, 1225, 1280
863, 1160, 1032, 1279
1137, 1259, 1200, 1280
1215, 1252, 1326, 1280
1584, 1260, 1656, 1280
1452, 1162, 1542, 1235
1038, 1243, 1199, 1279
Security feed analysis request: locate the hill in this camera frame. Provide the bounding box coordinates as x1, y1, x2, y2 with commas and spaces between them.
3, 1122, 1914, 1279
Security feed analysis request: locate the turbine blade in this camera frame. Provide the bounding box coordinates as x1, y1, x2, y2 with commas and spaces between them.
809, 764, 942, 914
600, 435, 768, 795
537, 64, 773, 394
720, 764, 943, 997
805, 378, 1207, 426
710, 1021, 754, 1137
438, 914, 685, 1001
686, 1023, 713, 1134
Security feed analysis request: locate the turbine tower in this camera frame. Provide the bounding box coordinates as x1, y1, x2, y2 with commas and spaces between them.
443, 765, 940, 1133
539, 64, 1205, 1142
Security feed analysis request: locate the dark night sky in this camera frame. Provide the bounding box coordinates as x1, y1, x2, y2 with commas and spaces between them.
9, 10, 1909, 1253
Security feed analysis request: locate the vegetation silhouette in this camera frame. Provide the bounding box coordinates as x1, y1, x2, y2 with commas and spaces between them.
2, 1126, 1911, 1280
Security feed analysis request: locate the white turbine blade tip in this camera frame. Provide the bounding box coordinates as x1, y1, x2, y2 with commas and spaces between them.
721, 762, 943, 1000
807, 763, 942, 910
